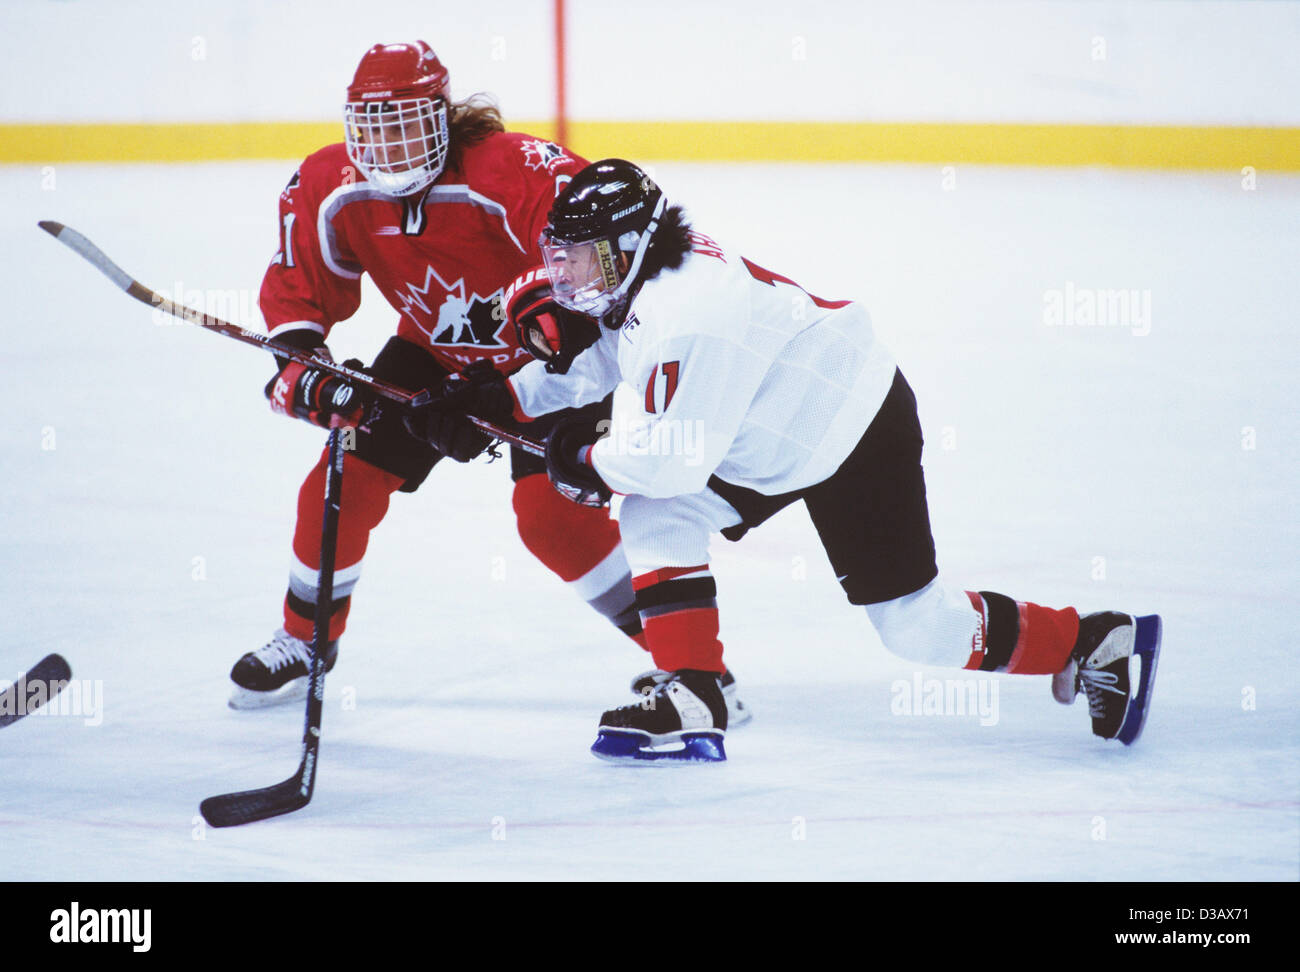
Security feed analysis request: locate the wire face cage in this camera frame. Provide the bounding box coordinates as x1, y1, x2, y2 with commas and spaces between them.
344, 97, 449, 196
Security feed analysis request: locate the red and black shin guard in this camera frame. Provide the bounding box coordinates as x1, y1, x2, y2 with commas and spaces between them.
633, 566, 725, 674
964, 591, 1080, 674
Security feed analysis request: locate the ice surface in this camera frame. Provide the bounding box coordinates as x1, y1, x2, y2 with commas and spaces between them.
2, 160, 1296, 880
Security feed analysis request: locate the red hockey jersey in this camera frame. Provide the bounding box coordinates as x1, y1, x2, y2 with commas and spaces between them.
259, 132, 586, 374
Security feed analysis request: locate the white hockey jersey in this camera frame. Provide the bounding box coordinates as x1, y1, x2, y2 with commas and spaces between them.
508, 231, 898, 499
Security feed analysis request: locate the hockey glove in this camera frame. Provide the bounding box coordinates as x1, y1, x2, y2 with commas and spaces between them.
438, 358, 517, 421
401, 360, 509, 462
504, 268, 600, 375
545, 415, 612, 507
264, 330, 366, 429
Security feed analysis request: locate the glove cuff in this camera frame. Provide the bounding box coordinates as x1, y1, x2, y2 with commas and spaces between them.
269, 327, 329, 371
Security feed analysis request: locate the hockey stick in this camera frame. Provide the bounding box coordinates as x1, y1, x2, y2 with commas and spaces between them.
198, 424, 344, 827
37, 220, 545, 458
0, 654, 73, 729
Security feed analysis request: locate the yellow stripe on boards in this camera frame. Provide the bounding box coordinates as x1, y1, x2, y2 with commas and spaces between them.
568, 121, 1300, 171
4, 123, 348, 163
3, 120, 1297, 171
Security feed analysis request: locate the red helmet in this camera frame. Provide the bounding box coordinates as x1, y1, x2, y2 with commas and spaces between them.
344, 42, 451, 196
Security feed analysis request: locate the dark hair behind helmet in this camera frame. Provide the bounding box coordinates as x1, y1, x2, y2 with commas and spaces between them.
637, 204, 693, 283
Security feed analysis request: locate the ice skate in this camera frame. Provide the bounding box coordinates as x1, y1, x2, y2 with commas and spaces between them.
228, 628, 338, 710
1052, 611, 1161, 744
630, 667, 752, 727
593, 669, 728, 763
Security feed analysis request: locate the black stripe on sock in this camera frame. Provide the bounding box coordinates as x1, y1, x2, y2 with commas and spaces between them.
976, 590, 1019, 672
286, 589, 351, 624
639, 598, 719, 621
634, 576, 718, 613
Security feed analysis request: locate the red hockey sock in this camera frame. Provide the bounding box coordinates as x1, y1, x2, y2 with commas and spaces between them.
513, 474, 645, 645
284, 451, 405, 643
963, 591, 1080, 674
633, 566, 725, 673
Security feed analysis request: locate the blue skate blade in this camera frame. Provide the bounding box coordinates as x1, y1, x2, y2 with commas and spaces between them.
590, 729, 727, 764
1117, 614, 1162, 745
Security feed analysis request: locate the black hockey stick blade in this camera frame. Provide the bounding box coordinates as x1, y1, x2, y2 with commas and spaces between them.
199, 752, 315, 828
0, 654, 73, 729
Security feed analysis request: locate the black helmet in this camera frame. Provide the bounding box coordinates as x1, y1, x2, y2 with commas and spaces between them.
539, 159, 667, 320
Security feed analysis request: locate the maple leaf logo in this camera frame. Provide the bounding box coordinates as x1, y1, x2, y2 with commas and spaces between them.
395, 264, 508, 348
521, 139, 569, 174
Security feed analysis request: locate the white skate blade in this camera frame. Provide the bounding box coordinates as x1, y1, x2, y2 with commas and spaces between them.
228, 677, 309, 710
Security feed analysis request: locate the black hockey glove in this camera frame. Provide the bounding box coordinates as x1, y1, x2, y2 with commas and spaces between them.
438, 358, 517, 421
264, 329, 367, 428
402, 360, 512, 462
545, 415, 612, 507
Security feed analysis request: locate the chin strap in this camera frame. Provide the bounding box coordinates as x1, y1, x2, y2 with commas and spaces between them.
615, 194, 667, 299
599, 193, 668, 329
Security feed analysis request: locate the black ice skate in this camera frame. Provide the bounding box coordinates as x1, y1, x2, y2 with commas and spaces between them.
630, 667, 752, 727
1052, 611, 1161, 745
228, 628, 338, 710
593, 669, 728, 763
